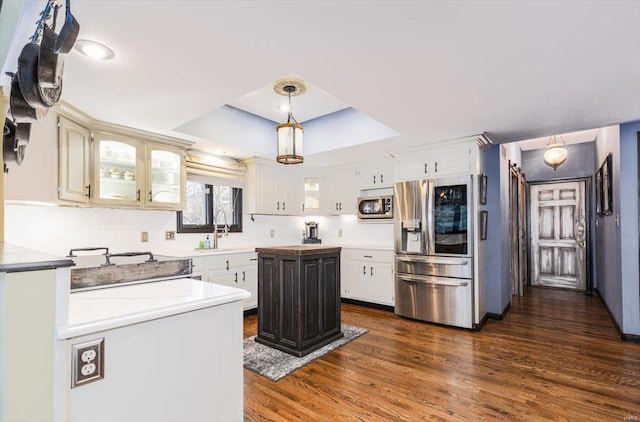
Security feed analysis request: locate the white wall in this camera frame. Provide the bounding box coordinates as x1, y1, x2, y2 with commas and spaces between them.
4, 205, 393, 257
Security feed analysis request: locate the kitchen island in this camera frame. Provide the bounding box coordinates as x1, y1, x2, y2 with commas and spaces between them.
255, 245, 342, 357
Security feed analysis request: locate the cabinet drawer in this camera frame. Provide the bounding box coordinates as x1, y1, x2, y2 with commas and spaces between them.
343, 249, 393, 263
206, 252, 257, 271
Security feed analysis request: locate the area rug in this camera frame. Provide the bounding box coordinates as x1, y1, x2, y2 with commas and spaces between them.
243, 324, 368, 381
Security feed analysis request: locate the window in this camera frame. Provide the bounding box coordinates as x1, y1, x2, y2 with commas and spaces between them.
177, 180, 243, 233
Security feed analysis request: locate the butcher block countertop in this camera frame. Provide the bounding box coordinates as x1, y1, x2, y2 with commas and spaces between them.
255, 245, 342, 255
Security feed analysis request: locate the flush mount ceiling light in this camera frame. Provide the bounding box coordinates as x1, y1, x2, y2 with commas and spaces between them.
274, 79, 306, 165
74, 39, 115, 60
543, 135, 568, 171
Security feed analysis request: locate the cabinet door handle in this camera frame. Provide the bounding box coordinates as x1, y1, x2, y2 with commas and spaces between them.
380, 174, 384, 183
363, 266, 366, 275
148, 191, 153, 202
283, 202, 286, 211
226, 260, 229, 270
250, 258, 258, 261
424, 163, 428, 174
277, 201, 280, 210
364, 255, 373, 258
85, 184, 91, 198
435, 162, 438, 173
339, 202, 342, 210
234, 272, 238, 283
370, 267, 374, 276
242, 271, 246, 282
302, 203, 305, 212
336, 203, 339, 211
373, 175, 376, 184
136, 189, 141, 202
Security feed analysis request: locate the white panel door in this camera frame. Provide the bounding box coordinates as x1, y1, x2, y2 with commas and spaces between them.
530, 181, 586, 289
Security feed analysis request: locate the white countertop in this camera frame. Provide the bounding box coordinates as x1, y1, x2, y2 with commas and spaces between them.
57, 278, 250, 340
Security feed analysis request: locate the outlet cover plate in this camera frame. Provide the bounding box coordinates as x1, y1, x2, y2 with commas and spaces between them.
71, 338, 104, 388
165, 231, 175, 240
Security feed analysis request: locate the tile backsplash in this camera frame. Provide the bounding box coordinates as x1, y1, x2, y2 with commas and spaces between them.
4, 204, 393, 257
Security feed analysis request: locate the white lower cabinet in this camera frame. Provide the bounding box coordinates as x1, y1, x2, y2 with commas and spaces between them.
341, 248, 394, 306
204, 252, 258, 310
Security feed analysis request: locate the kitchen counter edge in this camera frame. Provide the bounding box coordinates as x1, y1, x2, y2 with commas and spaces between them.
0, 242, 74, 273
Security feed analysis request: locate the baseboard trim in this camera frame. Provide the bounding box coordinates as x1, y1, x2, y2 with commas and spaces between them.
341, 298, 394, 312
487, 302, 511, 320
243, 308, 257, 317
594, 288, 640, 342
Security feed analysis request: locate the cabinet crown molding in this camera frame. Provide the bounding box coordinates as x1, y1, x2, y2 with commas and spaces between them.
56, 101, 194, 149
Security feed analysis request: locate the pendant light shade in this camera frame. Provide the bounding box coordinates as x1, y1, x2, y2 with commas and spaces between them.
274, 80, 307, 165
276, 121, 303, 164
543, 135, 568, 170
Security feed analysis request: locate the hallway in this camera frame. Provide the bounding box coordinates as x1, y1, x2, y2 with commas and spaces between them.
243, 288, 640, 420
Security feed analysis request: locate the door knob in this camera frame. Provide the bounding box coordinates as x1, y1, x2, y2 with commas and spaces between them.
577, 240, 585, 248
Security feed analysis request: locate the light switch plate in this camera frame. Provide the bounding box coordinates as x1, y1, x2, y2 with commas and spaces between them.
71, 338, 104, 388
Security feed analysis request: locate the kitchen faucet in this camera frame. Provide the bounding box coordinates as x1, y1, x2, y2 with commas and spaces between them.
213, 209, 229, 249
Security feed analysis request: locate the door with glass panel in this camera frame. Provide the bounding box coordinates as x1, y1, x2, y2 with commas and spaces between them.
146, 145, 185, 208
93, 132, 143, 206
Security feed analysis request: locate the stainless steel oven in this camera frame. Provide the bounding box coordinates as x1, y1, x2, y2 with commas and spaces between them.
357, 195, 393, 219
393, 175, 474, 328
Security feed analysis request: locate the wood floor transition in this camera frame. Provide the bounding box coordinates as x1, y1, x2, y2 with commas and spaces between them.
243, 287, 640, 421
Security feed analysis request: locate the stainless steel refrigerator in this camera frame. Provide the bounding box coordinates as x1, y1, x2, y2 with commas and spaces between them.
394, 175, 475, 328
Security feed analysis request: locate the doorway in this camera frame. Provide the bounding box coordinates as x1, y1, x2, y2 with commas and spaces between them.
529, 180, 587, 290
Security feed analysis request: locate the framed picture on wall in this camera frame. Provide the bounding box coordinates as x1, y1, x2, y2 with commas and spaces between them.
479, 173, 488, 205
480, 210, 488, 240
595, 168, 602, 215
597, 153, 613, 216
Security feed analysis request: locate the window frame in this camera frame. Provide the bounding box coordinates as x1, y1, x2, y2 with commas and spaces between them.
177, 183, 243, 234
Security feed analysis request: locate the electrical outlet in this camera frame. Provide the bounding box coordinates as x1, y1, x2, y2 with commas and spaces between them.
141, 231, 148, 242
338, 229, 343, 238
72, 338, 104, 388
165, 231, 175, 240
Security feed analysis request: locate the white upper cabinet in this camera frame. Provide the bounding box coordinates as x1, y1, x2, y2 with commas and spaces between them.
58, 115, 91, 204
356, 158, 394, 190
245, 157, 300, 215
146, 145, 185, 209
93, 133, 143, 207
322, 167, 356, 215
301, 176, 321, 215
395, 141, 472, 181
90, 132, 186, 209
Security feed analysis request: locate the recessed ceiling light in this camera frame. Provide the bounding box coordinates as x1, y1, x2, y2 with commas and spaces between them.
74, 39, 115, 60
278, 104, 291, 112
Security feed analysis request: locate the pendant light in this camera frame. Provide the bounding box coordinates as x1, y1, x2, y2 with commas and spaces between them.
543, 135, 568, 170
274, 80, 306, 165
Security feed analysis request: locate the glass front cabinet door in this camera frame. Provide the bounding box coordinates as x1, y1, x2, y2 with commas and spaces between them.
93, 132, 143, 206
93, 132, 185, 209
146, 145, 185, 209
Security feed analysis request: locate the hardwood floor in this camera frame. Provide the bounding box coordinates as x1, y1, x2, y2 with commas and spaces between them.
243, 287, 640, 421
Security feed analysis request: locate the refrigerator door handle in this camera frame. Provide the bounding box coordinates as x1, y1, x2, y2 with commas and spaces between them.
397, 256, 469, 266
397, 274, 469, 287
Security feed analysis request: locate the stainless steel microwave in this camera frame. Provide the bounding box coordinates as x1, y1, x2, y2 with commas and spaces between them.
357, 195, 393, 219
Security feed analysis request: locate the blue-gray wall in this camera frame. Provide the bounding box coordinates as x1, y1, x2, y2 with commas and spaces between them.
594, 126, 623, 333
619, 121, 640, 336
521, 142, 595, 182
484, 146, 509, 316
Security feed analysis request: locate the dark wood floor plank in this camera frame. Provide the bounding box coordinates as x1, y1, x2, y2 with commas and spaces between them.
244, 287, 640, 420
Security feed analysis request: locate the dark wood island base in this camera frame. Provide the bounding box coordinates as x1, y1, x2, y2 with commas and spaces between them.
255, 245, 343, 357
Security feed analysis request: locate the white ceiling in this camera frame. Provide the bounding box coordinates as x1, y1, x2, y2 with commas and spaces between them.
3, 1, 640, 164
